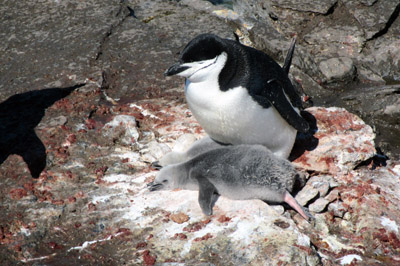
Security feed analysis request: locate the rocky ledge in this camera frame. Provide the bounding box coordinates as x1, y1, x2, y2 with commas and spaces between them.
1, 94, 400, 265
1, 0, 400, 265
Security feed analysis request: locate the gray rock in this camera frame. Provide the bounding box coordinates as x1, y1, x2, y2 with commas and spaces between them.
318, 57, 356, 83
325, 189, 340, 203
37, 115, 68, 129
233, 0, 272, 21
103, 115, 139, 146
141, 141, 171, 163
303, 24, 365, 59
96, 0, 234, 101
248, 20, 290, 61
271, 205, 285, 215
308, 177, 330, 197
270, 0, 337, 14
328, 201, 346, 218
358, 36, 400, 80
309, 198, 330, 213
295, 185, 319, 206
360, 0, 377, 6
357, 67, 386, 83
0, 0, 124, 101
230, 0, 400, 158
344, 0, 400, 39
292, 107, 376, 174
384, 98, 400, 115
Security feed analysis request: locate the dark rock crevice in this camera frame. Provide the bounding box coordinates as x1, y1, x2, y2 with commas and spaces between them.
366, 3, 400, 41
323, 1, 338, 16
95, 3, 137, 61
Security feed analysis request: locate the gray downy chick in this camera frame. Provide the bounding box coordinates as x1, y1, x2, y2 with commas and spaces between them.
157, 135, 226, 167
148, 144, 312, 221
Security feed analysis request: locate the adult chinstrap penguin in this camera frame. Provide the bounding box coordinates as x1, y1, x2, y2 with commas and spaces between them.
165, 33, 309, 159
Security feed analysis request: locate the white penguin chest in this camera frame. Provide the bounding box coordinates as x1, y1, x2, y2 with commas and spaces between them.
185, 81, 251, 130
184, 80, 297, 158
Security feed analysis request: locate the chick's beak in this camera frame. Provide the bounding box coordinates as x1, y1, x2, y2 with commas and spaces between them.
147, 182, 163, 191
164, 63, 189, 76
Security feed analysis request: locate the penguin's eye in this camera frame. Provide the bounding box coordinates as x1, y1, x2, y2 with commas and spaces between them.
162, 180, 168, 184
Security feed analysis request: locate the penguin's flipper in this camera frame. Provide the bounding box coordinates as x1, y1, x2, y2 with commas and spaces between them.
255, 79, 309, 133
196, 176, 218, 216
283, 37, 296, 74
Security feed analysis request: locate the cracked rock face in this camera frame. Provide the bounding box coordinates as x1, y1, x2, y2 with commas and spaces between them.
233, 0, 400, 157
1, 0, 400, 265
270, 0, 337, 14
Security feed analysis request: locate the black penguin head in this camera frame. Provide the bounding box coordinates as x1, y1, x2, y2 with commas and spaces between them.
165, 34, 228, 82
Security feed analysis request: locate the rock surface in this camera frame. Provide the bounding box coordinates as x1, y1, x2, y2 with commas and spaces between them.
1, 0, 400, 265
233, 0, 400, 158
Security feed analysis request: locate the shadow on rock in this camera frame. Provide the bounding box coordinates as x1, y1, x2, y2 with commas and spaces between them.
289, 110, 319, 161
0, 84, 84, 178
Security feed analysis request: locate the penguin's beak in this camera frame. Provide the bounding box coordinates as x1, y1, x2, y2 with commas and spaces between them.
164, 63, 189, 76
147, 182, 163, 191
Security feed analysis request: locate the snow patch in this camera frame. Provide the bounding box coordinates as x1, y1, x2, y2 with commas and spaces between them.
338, 254, 362, 265
130, 103, 161, 119
91, 194, 122, 204
67, 232, 123, 252
297, 232, 311, 247
20, 227, 31, 236
392, 164, 400, 176
381, 216, 399, 233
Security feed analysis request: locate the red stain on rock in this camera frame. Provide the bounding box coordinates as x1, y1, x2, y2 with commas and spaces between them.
88, 202, 97, 211
116, 228, 132, 235
217, 215, 232, 223
35, 189, 54, 202
136, 242, 147, 249
9, 188, 28, 199
14, 244, 22, 252
312, 108, 365, 132
67, 134, 77, 143
172, 233, 187, 240
183, 219, 211, 233
23, 182, 35, 192
161, 211, 171, 223
51, 199, 65, 205
95, 166, 108, 177
318, 156, 335, 168
142, 250, 156, 266
373, 228, 400, 249
66, 170, 74, 179
293, 152, 312, 167
0, 225, 13, 245
75, 191, 85, 198
193, 233, 213, 242
294, 243, 313, 255
389, 232, 400, 249
68, 196, 76, 203
85, 119, 98, 130
48, 241, 63, 250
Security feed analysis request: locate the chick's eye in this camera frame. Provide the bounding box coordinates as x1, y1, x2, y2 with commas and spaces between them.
162, 180, 168, 183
